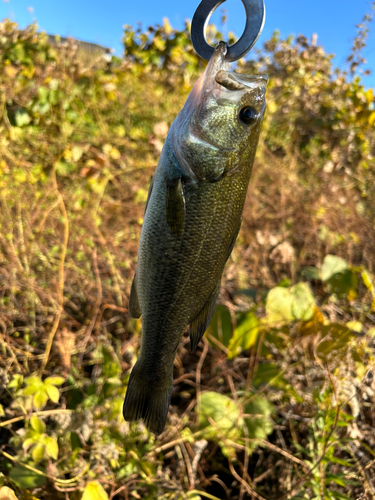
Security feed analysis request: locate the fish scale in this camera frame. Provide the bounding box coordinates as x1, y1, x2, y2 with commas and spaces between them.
123, 43, 267, 435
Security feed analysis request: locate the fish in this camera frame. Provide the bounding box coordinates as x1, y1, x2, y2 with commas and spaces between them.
123, 42, 267, 435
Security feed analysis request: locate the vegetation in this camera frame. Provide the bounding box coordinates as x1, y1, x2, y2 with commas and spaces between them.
0, 7, 375, 499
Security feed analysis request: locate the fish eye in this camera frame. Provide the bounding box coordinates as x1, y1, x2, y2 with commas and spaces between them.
239, 106, 258, 125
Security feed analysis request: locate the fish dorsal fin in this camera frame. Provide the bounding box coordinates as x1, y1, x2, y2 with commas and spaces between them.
129, 272, 141, 318
166, 177, 185, 236
189, 282, 220, 352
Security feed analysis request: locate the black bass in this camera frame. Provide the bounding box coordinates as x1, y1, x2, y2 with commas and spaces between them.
123, 42, 267, 435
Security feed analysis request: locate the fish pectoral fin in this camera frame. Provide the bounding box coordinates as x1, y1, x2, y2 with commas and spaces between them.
166, 177, 185, 236
189, 282, 220, 352
129, 272, 142, 318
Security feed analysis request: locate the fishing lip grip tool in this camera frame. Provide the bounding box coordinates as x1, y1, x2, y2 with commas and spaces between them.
191, 0, 265, 62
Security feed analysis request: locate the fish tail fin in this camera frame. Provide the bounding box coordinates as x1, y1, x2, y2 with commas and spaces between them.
123, 364, 173, 436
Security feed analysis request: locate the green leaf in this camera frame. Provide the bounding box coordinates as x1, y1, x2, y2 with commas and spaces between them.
252, 363, 284, 387
266, 287, 294, 323
32, 442, 45, 463
228, 311, 259, 359
15, 109, 31, 127
324, 475, 346, 487
33, 390, 48, 410
43, 436, 58, 460
290, 282, 315, 321
199, 392, 241, 433
317, 323, 355, 360
301, 266, 320, 280
327, 491, 354, 500
243, 394, 274, 443
45, 376, 65, 386
328, 456, 353, 467
198, 392, 243, 456
208, 305, 233, 349
9, 464, 46, 489
45, 384, 60, 403
81, 481, 109, 500
37, 86, 49, 103
327, 269, 358, 298
320, 255, 347, 282
30, 416, 45, 434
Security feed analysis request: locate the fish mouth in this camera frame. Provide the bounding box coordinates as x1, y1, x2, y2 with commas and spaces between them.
215, 71, 268, 92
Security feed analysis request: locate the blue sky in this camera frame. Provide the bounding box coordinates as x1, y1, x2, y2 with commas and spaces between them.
2, 0, 375, 88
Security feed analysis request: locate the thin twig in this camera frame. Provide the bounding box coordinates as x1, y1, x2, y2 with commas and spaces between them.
78, 247, 103, 361
227, 458, 267, 500
40, 169, 69, 373
191, 440, 208, 485
196, 338, 209, 420
180, 438, 194, 490
0, 409, 74, 428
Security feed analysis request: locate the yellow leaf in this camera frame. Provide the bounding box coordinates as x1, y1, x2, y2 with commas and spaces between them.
346, 321, 362, 333
33, 390, 48, 410
44, 376, 65, 386
32, 442, 45, 463
109, 147, 120, 160
20, 493, 41, 500
43, 436, 58, 460
82, 482, 109, 500
4, 66, 18, 78
267, 100, 277, 113
0, 486, 18, 500
369, 111, 375, 126
19, 493, 41, 500
163, 17, 172, 35
365, 88, 373, 104
30, 415, 45, 434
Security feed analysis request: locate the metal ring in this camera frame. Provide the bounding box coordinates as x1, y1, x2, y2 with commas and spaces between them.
191, 0, 265, 62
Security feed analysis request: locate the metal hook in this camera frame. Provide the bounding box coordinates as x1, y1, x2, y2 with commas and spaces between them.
191, 0, 265, 62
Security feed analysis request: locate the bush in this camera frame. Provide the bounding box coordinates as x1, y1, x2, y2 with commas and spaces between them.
0, 12, 375, 500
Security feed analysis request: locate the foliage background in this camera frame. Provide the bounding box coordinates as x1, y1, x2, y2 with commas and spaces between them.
0, 8, 375, 500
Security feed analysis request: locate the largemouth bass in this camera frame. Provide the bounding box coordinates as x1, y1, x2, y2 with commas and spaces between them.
123, 42, 267, 435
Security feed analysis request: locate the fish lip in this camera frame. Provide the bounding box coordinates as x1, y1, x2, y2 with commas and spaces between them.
215, 71, 268, 92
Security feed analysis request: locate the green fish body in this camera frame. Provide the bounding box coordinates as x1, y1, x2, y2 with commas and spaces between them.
123, 43, 267, 435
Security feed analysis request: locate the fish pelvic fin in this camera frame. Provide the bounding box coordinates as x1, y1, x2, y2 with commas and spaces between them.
129, 272, 141, 318
189, 282, 220, 352
123, 363, 173, 436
